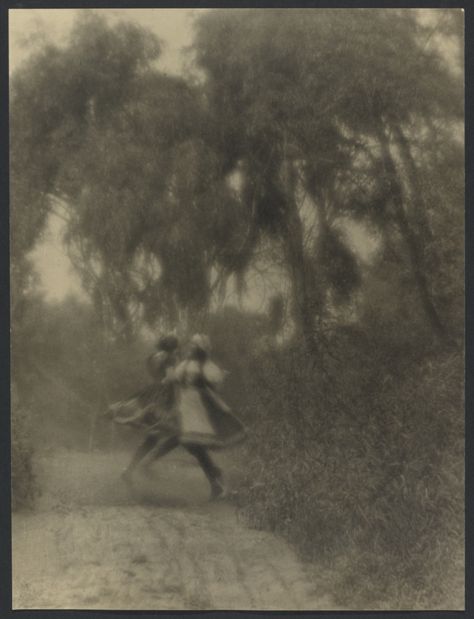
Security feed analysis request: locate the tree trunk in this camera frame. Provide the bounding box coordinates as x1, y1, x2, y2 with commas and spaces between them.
282, 201, 320, 357
376, 124, 449, 341
391, 124, 434, 244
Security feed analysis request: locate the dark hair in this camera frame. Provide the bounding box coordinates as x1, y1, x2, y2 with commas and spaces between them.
156, 335, 179, 352
190, 347, 207, 362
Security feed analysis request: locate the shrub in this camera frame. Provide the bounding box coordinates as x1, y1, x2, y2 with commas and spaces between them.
235, 335, 464, 609
11, 401, 39, 511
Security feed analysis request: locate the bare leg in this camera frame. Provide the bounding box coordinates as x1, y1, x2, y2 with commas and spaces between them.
121, 434, 159, 481
185, 444, 226, 499
138, 435, 180, 470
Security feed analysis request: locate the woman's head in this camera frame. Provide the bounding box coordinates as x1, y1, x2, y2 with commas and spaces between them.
156, 334, 179, 353
189, 333, 211, 359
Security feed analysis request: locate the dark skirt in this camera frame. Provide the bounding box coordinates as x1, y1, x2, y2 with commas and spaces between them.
176, 385, 247, 450
109, 382, 178, 436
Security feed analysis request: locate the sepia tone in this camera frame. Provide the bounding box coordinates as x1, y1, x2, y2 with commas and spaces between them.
10, 8, 464, 611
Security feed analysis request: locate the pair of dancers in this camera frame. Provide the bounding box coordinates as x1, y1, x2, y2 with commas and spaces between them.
106, 333, 246, 500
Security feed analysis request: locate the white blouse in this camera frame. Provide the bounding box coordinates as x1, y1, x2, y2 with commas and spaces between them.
172, 359, 226, 387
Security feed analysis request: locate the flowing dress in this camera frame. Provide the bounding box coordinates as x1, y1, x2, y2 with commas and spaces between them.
172, 358, 247, 449
108, 350, 178, 436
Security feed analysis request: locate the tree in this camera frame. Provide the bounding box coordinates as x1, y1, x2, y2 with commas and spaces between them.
192, 8, 463, 349
11, 9, 463, 348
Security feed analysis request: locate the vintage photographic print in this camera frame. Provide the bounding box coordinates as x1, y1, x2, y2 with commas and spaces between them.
10, 6, 464, 611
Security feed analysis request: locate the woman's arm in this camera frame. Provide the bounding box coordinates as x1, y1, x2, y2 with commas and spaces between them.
147, 351, 168, 379
113, 403, 155, 426
202, 360, 228, 388
161, 365, 177, 385
113, 410, 147, 426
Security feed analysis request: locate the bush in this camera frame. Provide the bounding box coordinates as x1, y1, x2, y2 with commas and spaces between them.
235, 335, 464, 609
12, 402, 39, 511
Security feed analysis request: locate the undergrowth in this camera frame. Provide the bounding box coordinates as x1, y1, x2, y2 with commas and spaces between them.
235, 334, 464, 610
12, 400, 40, 511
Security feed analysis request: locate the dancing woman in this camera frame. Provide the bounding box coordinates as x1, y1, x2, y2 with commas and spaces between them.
140, 334, 247, 500
105, 334, 180, 481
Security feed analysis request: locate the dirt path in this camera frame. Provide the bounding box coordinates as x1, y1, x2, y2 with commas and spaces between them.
12, 449, 338, 610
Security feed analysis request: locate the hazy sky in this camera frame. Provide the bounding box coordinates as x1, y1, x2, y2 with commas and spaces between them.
10, 9, 203, 74
10, 9, 205, 302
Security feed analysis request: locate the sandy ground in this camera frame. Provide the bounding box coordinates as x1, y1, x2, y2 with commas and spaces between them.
12, 448, 339, 610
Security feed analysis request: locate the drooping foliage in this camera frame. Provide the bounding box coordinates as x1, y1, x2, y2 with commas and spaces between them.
11, 9, 463, 345
192, 8, 463, 344
11, 13, 252, 335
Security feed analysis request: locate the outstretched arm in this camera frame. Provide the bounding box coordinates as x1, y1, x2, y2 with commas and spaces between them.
112, 405, 153, 427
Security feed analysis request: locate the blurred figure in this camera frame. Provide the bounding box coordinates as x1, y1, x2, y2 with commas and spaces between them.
140, 333, 247, 500
105, 334, 180, 481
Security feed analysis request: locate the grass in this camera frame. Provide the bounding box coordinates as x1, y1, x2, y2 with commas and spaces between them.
234, 337, 464, 609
